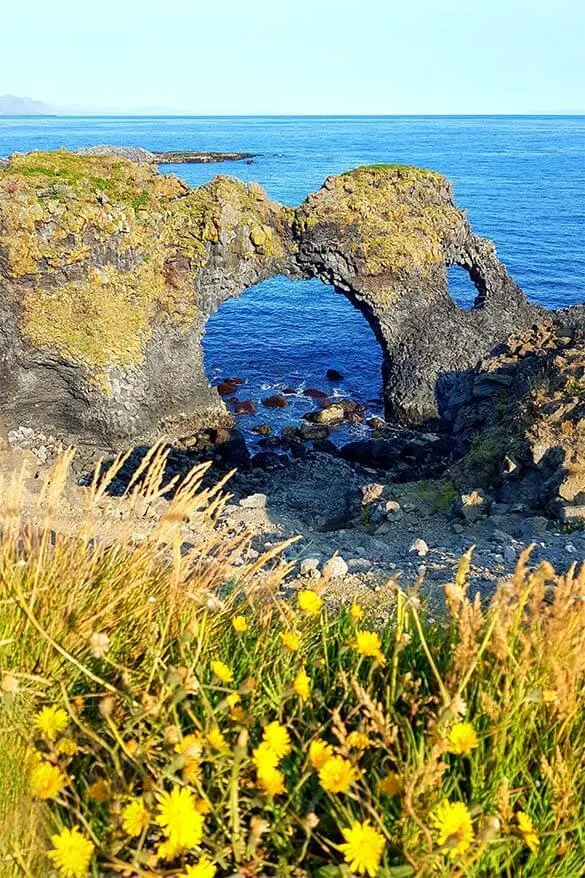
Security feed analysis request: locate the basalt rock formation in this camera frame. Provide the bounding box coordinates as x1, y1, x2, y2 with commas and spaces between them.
451, 319, 585, 522
0, 150, 581, 446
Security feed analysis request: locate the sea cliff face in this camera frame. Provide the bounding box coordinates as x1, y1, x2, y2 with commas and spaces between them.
0, 149, 579, 445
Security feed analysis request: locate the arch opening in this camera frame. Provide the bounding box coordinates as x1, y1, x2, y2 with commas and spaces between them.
202, 276, 385, 447
447, 265, 481, 310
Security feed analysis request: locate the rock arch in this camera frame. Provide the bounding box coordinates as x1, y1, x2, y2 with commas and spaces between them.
0, 151, 580, 445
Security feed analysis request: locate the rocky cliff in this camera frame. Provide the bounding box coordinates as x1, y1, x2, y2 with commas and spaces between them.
0, 150, 581, 446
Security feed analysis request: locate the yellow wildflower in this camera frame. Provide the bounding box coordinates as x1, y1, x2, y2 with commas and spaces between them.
47, 827, 94, 878
309, 738, 334, 770
347, 730, 371, 750
34, 705, 68, 740
226, 692, 240, 708
183, 757, 201, 783
87, 779, 110, 802
349, 603, 364, 621
54, 738, 78, 757
298, 589, 323, 615
257, 764, 286, 796
195, 798, 212, 814
30, 762, 67, 800
379, 772, 402, 797
121, 798, 149, 837
339, 820, 386, 876
175, 733, 203, 758
262, 721, 291, 758
211, 660, 234, 684
253, 741, 280, 772
281, 630, 301, 651
447, 722, 479, 756
184, 857, 217, 878
293, 667, 311, 701
231, 615, 248, 633
156, 787, 204, 851
517, 811, 539, 853
206, 727, 229, 752
433, 800, 474, 858
319, 755, 359, 794
354, 631, 385, 664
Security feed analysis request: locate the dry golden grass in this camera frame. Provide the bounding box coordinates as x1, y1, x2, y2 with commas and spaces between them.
1, 449, 585, 877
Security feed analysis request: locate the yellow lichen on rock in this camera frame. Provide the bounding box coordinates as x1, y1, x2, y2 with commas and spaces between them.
296, 164, 462, 277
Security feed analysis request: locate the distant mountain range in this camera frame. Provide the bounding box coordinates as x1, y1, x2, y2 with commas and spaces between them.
0, 94, 179, 116
0, 95, 55, 115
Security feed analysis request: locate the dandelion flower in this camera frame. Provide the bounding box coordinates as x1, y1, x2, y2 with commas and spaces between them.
88, 631, 110, 659
347, 730, 371, 750
30, 762, 67, 800
354, 631, 385, 664
262, 721, 291, 758
298, 589, 323, 615
175, 733, 204, 759
231, 615, 248, 633
517, 811, 539, 853
34, 705, 68, 740
206, 727, 229, 752
183, 758, 201, 783
349, 603, 364, 621
226, 692, 240, 708
48, 827, 94, 878
379, 772, 401, 797
319, 755, 359, 794
447, 722, 479, 756
54, 738, 78, 758
293, 667, 311, 701
253, 741, 280, 773
121, 798, 149, 837
184, 857, 217, 878
257, 764, 286, 796
433, 800, 474, 858
281, 630, 301, 651
309, 738, 334, 770
339, 820, 386, 876
211, 660, 233, 685
156, 787, 205, 851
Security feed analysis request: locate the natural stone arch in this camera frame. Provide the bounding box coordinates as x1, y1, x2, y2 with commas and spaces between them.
1, 151, 581, 446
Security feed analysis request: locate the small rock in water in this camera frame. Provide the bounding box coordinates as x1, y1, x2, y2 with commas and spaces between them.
239, 493, 267, 509
262, 394, 288, 409
303, 388, 329, 399
323, 555, 349, 579
300, 424, 330, 442
409, 538, 429, 557
234, 400, 257, 415
217, 381, 238, 396
326, 368, 344, 381
252, 423, 272, 436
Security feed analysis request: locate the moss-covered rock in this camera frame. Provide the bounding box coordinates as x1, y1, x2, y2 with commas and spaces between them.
2, 149, 577, 446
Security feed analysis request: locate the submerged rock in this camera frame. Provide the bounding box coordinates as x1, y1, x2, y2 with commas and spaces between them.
262, 394, 288, 409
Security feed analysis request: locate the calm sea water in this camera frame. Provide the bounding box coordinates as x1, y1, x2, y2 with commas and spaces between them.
1, 116, 583, 443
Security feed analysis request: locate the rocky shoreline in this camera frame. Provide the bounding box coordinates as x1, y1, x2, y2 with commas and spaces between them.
75, 144, 258, 163
0, 147, 583, 602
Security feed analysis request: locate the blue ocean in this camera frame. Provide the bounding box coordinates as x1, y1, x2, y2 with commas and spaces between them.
1, 116, 583, 442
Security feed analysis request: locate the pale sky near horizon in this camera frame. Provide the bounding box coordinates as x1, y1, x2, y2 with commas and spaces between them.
3, 0, 584, 114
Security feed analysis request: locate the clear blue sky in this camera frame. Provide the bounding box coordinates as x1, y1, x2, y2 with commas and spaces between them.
3, 0, 584, 114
